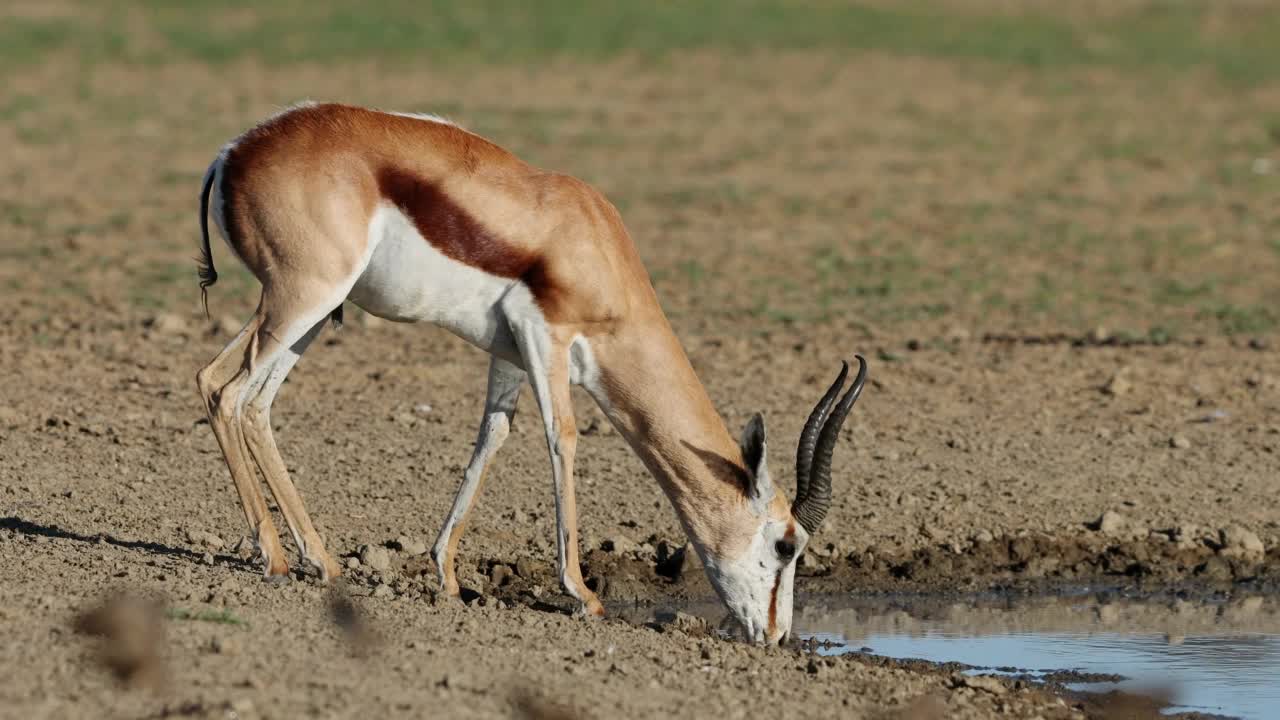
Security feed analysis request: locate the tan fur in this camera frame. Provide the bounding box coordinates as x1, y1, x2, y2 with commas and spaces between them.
200, 102, 776, 602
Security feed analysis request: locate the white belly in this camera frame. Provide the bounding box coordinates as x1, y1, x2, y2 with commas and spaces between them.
348, 203, 520, 360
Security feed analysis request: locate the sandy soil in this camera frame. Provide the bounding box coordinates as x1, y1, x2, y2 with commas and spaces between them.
2, 40, 1277, 720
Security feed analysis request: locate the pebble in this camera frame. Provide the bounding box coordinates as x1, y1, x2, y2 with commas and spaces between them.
393, 536, 428, 556
670, 611, 707, 635
233, 537, 255, 561
601, 535, 637, 554
413, 403, 433, 416
372, 583, 395, 599
1170, 435, 1191, 449
201, 552, 215, 565
1220, 525, 1265, 557
1095, 510, 1127, 537
147, 313, 187, 336
1102, 372, 1132, 396
360, 545, 391, 572
1174, 524, 1202, 550
210, 635, 240, 655
955, 674, 1007, 695
345, 557, 361, 570
186, 529, 225, 550
214, 315, 241, 337
972, 529, 995, 544
490, 564, 513, 588
515, 558, 535, 579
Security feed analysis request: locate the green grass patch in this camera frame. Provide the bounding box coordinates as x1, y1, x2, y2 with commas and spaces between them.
3, 2, 1279, 86
1200, 303, 1277, 335
166, 607, 249, 626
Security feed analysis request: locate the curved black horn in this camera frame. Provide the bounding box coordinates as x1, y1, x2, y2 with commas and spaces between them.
795, 361, 849, 507
793, 356, 867, 535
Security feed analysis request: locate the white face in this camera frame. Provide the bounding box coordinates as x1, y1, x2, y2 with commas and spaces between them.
702, 516, 809, 644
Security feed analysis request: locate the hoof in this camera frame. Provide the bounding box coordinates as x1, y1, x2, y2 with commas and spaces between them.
579, 598, 606, 619
309, 556, 342, 584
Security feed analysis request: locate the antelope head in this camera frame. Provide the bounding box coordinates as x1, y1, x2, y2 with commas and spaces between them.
700, 356, 867, 644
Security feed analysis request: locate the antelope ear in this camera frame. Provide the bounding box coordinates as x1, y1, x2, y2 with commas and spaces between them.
739, 413, 774, 505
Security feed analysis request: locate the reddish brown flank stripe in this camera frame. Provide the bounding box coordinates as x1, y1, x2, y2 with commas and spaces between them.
375, 166, 565, 315
376, 166, 535, 278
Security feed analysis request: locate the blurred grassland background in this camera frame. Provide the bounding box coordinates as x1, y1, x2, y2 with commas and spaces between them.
2, 0, 1278, 340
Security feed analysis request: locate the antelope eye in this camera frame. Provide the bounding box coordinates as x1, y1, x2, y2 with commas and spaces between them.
775, 539, 796, 562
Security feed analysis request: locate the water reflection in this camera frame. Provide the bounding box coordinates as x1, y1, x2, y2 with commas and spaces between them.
790, 593, 1280, 720
615, 593, 1280, 720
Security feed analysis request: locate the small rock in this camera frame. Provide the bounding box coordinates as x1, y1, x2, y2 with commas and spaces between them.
1093, 510, 1127, 537
186, 529, 225, 551
515, 558, 535, 579
797, 552, 824, 572
147, 313, 187, 336
1170, 435, 1191, 449
1220, 525, 1265, 557
972, 529, 995, 544
955, 674, 1007, 695
210, 635, 240, 655
601, 535, 637, 554
372, 583, 395, 599
404, 539, 428, 557
1102, 372, 1132, 396
214, 315, 241, 337
201, 552, 215, 565
345, 557, 361, 570
1174, 524, 1202, 550
412, 403, 433, 416
232, 537, 255, 561
670, 611, 707, 635
360, 545, 391, 572
490, 564, 513, 588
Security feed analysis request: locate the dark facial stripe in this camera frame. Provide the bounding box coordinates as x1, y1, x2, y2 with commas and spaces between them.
767, 569, 782, 639
767, 521, 797, 640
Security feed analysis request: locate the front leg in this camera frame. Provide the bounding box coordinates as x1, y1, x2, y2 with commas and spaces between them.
507, 317, 604, 617
432, 356, 524, 597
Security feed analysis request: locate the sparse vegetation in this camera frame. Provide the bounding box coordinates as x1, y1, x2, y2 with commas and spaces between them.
165, 607, 249, 627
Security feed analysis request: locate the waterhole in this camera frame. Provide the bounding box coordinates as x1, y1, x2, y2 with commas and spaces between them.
617, 591, 1280, 719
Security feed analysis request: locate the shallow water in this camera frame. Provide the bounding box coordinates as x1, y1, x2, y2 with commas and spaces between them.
621, 592, 1280, 719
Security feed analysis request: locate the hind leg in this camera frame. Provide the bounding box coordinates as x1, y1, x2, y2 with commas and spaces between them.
240, 317, 343, 581
196, 309, 290, 576
432, 356, 525, 596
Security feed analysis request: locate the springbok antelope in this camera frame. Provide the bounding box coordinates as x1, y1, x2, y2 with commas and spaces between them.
194, 102, 866, 644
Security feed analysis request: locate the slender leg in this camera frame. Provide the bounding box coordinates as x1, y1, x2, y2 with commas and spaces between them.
432, 356, 525, 596
507, 318, 603, 617
240, 318, 343, 581
196, 309, 290, 576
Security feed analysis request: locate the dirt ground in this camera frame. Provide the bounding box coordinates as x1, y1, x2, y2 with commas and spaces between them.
3, 8, 1279, 718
